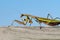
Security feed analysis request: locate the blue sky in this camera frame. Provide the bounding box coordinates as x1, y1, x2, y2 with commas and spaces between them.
0, 0, 60, 26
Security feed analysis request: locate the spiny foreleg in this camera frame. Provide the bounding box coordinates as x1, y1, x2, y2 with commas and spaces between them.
8, 20, 26, 27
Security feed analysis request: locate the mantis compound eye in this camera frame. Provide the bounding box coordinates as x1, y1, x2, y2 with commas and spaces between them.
24, 19, 26, 21
20, 14, 24, 17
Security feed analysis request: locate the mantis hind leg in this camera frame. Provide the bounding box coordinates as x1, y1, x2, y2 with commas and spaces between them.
47, 13, 53, 19
39, 23, 42, 29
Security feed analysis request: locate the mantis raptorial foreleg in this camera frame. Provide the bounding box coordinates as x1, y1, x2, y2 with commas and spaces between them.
11, 20, 26, 26
21, 16, 33, 26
